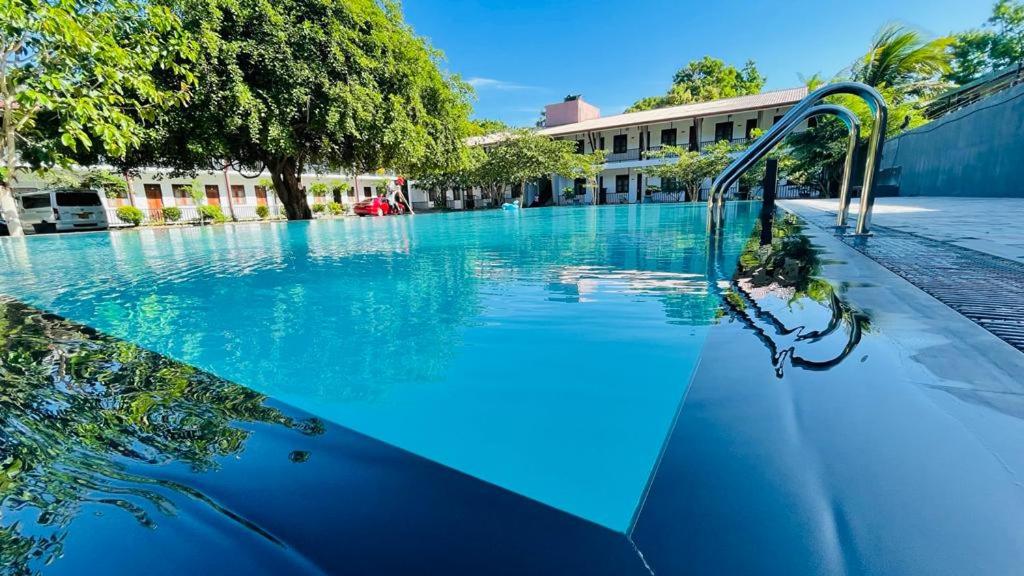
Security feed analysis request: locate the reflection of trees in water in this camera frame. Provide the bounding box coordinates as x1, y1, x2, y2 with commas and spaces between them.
0, 298, 322, 575
720, 213, 871, 377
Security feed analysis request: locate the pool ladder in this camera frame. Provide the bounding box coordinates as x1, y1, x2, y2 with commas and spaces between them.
707, 81, 888, 236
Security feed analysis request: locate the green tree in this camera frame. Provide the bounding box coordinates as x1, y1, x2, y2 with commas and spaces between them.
130, 0, 472, 221
465, 118, 510, 136
626, 57, 765, 112
948, 0, 1024, 84
414, 145, 486, 209
786, 24, 952, 196
309, 182, 329, 200
644, 141, 734, 202
0, 0, 195, 236
850, 24, 953, 97
80, 169, 131, 201
477, 130, 603, 206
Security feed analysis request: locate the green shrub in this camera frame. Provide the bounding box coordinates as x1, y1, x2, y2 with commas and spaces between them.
162, 206, 182, 222
309, 182, 329, 199
311, 203, 327, 214
115, 206, 144, 226
331, 182, 350, 199
198, 204, 228, 223
255, 205, 270, 219
327, 201, 344, 215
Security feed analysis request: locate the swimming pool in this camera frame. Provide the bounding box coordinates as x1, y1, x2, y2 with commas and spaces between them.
0, 202, 758, 532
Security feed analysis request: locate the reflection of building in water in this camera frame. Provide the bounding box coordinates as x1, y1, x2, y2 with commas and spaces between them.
546, 265, 724, 325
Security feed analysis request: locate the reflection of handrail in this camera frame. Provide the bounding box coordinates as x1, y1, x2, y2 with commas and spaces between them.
723, 280, 865, 377
708, 81, 888, 235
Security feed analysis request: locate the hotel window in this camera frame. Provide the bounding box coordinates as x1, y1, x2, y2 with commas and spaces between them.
613, 134, 627, 154
660, 128, 677, 146
231, 185, 247, 204
599, 136, 605, 150
204, 185, 221, 205
576, 140, 585, 154
363, 186, 372, 198
662, 177, 680, 191
714, 121, 734, 143
745, 118, 759, 140
615, 174, 629, 194
573, 178, 586, 196
172, 184, 192, 205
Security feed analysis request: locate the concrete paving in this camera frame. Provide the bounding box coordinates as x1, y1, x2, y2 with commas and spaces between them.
786, 197, 1024, 265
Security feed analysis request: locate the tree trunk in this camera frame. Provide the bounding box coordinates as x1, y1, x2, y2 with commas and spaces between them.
2, 122, 24, 236
222, 164, 237, 221
0, 183, 21, 236
267, 156, 312, 220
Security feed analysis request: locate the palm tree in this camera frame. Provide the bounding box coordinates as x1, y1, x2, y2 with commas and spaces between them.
851, 24, 954, 96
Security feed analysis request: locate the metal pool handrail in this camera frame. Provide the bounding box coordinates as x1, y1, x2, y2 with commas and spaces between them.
708, 81, 888, 235
708, 104, 861, 229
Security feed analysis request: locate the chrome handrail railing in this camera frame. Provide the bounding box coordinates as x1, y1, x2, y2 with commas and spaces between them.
708, 81, 888, 235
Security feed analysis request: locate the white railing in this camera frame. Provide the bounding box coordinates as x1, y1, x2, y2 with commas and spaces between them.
106, 203, 286, 227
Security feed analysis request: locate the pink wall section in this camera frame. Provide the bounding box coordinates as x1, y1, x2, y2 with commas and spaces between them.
544, 98, 601, 127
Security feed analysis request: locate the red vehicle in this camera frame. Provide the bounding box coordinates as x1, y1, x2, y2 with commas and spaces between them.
354, 196, 406, 217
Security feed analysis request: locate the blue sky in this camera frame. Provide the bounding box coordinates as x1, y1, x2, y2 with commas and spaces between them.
404, 0, 993, 126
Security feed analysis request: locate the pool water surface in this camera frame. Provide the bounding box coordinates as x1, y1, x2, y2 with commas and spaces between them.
0, 202, 758, 531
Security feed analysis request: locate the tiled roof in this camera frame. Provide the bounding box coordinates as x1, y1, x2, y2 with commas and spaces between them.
537, 87, 809, 136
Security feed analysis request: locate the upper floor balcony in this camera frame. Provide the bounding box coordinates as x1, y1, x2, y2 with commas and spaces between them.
600, 137, 751, 164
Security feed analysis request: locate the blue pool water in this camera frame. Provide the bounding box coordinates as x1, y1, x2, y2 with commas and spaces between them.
0, 202, 758, 531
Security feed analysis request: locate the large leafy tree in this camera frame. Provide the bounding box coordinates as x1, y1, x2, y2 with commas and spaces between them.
626, 57, 765, 112
478, 130, 604, 206
417, 131, 604, 208
0, 0, 196, 236
130, 0, 472, 220
644, 141, 734, 202
948, 0, 1024, 84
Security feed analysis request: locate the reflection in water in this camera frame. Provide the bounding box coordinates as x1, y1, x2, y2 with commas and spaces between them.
0, 206, 758, 407
0, 298, 322, 575
719, 213, 871, 377
0, 204, 761, 532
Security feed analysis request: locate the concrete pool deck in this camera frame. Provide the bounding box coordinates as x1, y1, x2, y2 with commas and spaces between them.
785, 197, 1024, 265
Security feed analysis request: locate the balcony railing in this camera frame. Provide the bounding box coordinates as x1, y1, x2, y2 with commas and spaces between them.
106, 204, 284, 226
602, 137, 752, 164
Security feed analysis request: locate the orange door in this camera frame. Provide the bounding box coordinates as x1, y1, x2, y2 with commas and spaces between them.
230, 184, 246, 205
205, 185, 221, 206
255, 186, 268, 206
144, 185, 163, 210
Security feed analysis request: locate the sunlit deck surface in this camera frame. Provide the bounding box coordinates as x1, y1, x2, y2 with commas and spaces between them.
2, 202, 1024, 574
787, 197, 1024, 264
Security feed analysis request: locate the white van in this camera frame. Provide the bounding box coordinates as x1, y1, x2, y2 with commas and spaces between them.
18, 188, 109, 234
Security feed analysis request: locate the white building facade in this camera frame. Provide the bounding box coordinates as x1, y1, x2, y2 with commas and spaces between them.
413, 87, 813, 210
11, 167, 400, 225
536, 88, 809, 206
